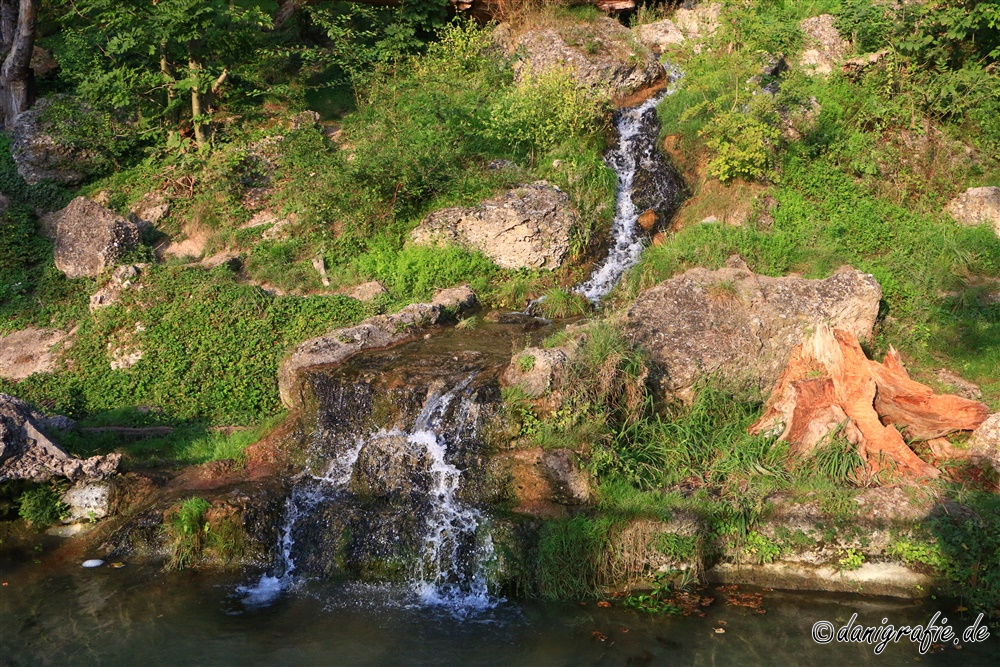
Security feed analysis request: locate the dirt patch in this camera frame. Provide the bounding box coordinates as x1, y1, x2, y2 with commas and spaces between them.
0, 327, 72, 381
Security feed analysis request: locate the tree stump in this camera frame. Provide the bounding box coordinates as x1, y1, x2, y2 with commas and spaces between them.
750, 325, 989, 480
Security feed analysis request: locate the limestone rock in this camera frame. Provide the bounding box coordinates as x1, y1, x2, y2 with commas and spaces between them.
800, 14, 851, 76
89, 264, 146, 311
0, 394, 120, 483
968, 413, 1000, 473
350, 434, 431, 501
503, 18, 663, 97
344, 281, 388, 302
10, 98, 96, 185
501, 347, 570, 398
61, 482, 112, 523
633, 19, 685, 53
128, 196, 170, 231
673, 2, 721, 40
410, 182, 579, 271
30, 46, 59, 78
278, 286, 478, 408
0, 328, 70, 381
624, 260, 883, 398
542, 449, 591, 504
935, 369, 982, 400
52, 197, 139, 278
945, 186, 1000, 236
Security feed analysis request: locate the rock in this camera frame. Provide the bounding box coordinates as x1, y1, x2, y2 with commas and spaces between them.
673, 2, 721, 40
51, 197, 139, 278
199, 252, 241, 271
842, 50, 889, 79
128, 198, 170, 231
278, 286, 478, 408
624, 261, 883, 398
626, 107, 686, 222
935, 369, 983, 400
966, 413, 1000, 473
0, 394, 121, 483
61, 482, 112, 523
542, 449, 591, 503
30, 46, 58, 78
945, 187, 1000, 236
638, 209, 658, 232
37, 414, 76, 431
344, 281, 388, 302
289, 110, 321, 130
0, 192, 9, 215
89, 264, 145, 311
262, 217, 293, 241
633, 19, 685, 53
799, 14, 851, 76
350, 434, 432, 501
410, 182, 579, 270
652, 232, 667, 246
503, 17, 664, 97
501, 347, 570, 398
0, 327, 70, 381
10, 98, 96, 185
312, 256, 330, 287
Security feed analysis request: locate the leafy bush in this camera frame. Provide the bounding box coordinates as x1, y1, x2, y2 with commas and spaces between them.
701, 111, 783, 183
17, 486, 69, 526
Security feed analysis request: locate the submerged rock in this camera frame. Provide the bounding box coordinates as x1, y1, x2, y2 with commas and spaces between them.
410, 182, 578, 271
0, 394, 120, 483
51, 197, 139, 278
624, 258, 882, 398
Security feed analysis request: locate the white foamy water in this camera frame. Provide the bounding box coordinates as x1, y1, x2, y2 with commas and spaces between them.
575, 91, 670, 304
239, 380, 498, 614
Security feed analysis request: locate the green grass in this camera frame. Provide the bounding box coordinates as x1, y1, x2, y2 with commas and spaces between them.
2, 265, 368, 424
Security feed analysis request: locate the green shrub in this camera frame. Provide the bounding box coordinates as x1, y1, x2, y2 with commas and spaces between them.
17, 485, 69, 526
701, 111, 783, 183
165, 496, 211, 571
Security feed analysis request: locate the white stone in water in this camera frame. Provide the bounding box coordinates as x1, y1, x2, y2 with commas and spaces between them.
81, 559, 105, 568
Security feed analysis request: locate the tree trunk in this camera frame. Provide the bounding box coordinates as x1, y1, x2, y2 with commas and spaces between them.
189, 57, 207, 148
0, 0, 37, 130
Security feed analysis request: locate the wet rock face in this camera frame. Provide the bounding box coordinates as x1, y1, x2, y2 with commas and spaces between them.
0, 394, 120, 483
410, 182, 579, 271
624, 258, 883, 398
51, 197, 140, 278
10, 98, 96, 185
278, 286, 478, 409
621, 103, 686, 229
503, 17, 664, 97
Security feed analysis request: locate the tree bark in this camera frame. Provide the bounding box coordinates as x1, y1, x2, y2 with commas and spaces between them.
189, 57, 207, 148
0, 0, 38, 130
750, 325, 990, 481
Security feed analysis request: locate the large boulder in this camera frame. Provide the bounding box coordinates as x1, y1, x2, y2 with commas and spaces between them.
10, 98, 96, 185
799, 15, 851, 76
51, 197, 139, 278
945, 186, 1000, 237
673, 2, 722, 41
410, 182, 579, 270
632, 19, 685, 53
502, 17, 664, 97
623, 258, 883, 398
0, 394, 120, 483
278, 286, 478, 409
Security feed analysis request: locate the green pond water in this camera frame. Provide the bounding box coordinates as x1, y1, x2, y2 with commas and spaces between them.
2, 555, 997, 666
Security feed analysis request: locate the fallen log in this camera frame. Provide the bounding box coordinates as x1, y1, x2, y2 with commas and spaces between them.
750, 325, 989, 481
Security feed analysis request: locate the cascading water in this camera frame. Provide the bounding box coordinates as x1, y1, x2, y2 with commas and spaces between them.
238, 367, 499, 614
575, 73, 684, 304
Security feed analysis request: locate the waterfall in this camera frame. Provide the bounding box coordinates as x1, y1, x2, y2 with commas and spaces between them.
238, 378, 497, 613
575, 77, 682, 304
